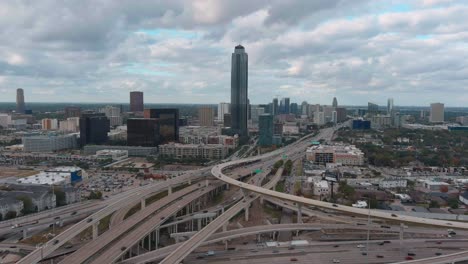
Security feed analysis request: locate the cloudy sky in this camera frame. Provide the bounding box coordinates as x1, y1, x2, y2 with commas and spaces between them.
0, 0, 467, 106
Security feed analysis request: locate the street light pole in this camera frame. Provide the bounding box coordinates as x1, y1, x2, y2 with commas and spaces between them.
366, 197, 371, 264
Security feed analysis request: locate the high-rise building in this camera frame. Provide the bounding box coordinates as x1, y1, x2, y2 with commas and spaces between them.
64, 107, 81, 118
258, 114, 273, 146
144, 109, 179, 143
16, 88, 25, 114
335, 107, 347, 122
230, 45, 248, 137
272, 98, 279, 116
290, 103, 298, 116
331, 111, 337, 123
387, 98, 394, 115
314, 112, 325, 125
368, 102, 379, 114
199, 106, 215, 126
101, 106, 122, 127
127, 118, 159, 146
79, 112, 110, 146
41, 118, 58, 130
59, 117, 80, 132
250, 105, 265, 124
223, 113, 232, 127
217, 102, 230, 121
280, 97, 290, 114
130, 91, 144, 112
301, 101, 309, 116
332, 97, 338, 108
323, 106, 335, 122
430, 103, 444, 123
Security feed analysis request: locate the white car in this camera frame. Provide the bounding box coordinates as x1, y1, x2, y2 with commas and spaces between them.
332, 259, 340, 263
357, 244, 365, 248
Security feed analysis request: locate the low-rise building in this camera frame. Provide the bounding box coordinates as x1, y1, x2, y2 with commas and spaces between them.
95, 149, 128, 161
313, 180, 329, 196
83, 145, 157, 156
306, 144, 364, 166
22, 134, 78, 153
379, 178, 407, 189
159, 143, 229, 160
17, 166, 87, 185
0, 197, 24, 218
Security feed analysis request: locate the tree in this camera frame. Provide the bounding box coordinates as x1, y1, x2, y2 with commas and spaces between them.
88, 191, 103, 200
17, 196, 35, 214
5, 211, 17, 220
338, 181, 355, 199
429, 200, 440, 208
448, 198, 459, 209
53, 187, 67, 207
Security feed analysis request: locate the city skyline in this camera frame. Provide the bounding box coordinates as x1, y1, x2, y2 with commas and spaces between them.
0, 1, 467, 106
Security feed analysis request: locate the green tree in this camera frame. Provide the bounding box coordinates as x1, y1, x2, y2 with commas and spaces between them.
17, 196, 35, 214
5, 211, 17, 220
88, 191, 103, 200
429, 200, 440, 208
338, 181, 355, 199
53, 187, 67, 207
448, 198, 459, 209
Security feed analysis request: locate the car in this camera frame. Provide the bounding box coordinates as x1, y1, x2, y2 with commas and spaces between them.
332, 204, 338, 207
405, 256, 414, 260
87, 218, 93, 223
435, 252, 442, 256
250, 249, 259, 252
408, 253, 416, 256
196, 256, 204, 259
384, 241, 391, 244
71, 211, 77, 216
9, 246, 17, 249
436, 241, 443, 244
290, 258, 298, 262
361, 252, 367, 256
54, 216, 60, 220
288, 247, 295, 250
391, 214, 398, 217
357, 244, 365, 248
357, 223, 366, 226
332, 259, 340, 263
378, 242, 385, 246
160, 217, 165, 220
64, 245, 73, 249
53, 240, 59, 245
376, 255, 384, 258
273, 250, 279, 253
381, 225, 391, 229
333, 245, 339, 248
120, 246, 127, 251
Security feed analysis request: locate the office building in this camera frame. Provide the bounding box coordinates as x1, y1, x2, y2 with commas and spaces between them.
332, 97, 338, 108
306, 144, 364, 166
0, 114, 12, 128
95, 150, 128, 161
79, 112, 110, 146
127, 118, 159, 147
250, 105, 265, 124
335, 107, 347, 122
130, 91, 144, 112
198, 106, 215, 126
331, 111, 337, 123
387, 98, 394, 115
370, 115, 392, 129
290, 103, 298, 116
101, 106, 122, 127
272, 98, 279, 116
280, 97, 290, 114
258, 114, 273, 146
456, 116, 468, 125
64, 107, 81, 118
23, 134, 77, 153
16, 88, 25, 114
217, 102, 230, 121
41, 118, 58, 130
159, 143, 229, 160
223, 113, 232, 127
430, 103, 444, 123
314, 112, 325, 125
144, 108, 179, 143
84, 145, 157, 156
352, 120, 371, 130
230, 45, 248, 137
323, 106, 335, 122
59, 117, 80, 133
368, 102, 379, 114
301, 101, 309, 116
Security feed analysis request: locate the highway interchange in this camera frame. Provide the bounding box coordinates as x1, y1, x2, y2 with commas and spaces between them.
4, 124, 468, 264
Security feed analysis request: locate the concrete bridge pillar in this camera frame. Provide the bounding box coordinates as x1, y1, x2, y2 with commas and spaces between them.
141, 198, 146, 209
198, 219, 202, 230
297, 204, 303, 223
245, 206, 249, 222
168, 186, 173, 195
22, 229, 28, 240
92, 221, 99, 240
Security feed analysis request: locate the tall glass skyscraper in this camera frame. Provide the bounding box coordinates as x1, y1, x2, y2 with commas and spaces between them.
16, 88, 25, 114
231, 45, 248, 137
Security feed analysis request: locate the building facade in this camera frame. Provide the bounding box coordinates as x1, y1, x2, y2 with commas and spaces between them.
430, 103, 444, 123
144, 108, 179, 143
217, 102, 230, 121
258, 114, 273, 146
159, 143, 229, 160
130, 91, 144, 112
79, 112, 110, 146
16, 88, 25, 114
198, 106, 215, 126
230, 45, 249, 137
23, 134, 77, 152
127, 118, 159, 147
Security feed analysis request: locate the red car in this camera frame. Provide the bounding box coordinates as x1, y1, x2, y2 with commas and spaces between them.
290, 258, 298, 262
405, 256, 414, 260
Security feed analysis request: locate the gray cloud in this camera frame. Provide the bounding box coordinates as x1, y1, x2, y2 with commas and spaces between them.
0, 0, 467, 106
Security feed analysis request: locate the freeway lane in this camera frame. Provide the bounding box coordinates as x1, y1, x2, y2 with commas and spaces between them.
59, 183, 202, 264
17, 167, 211, 264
